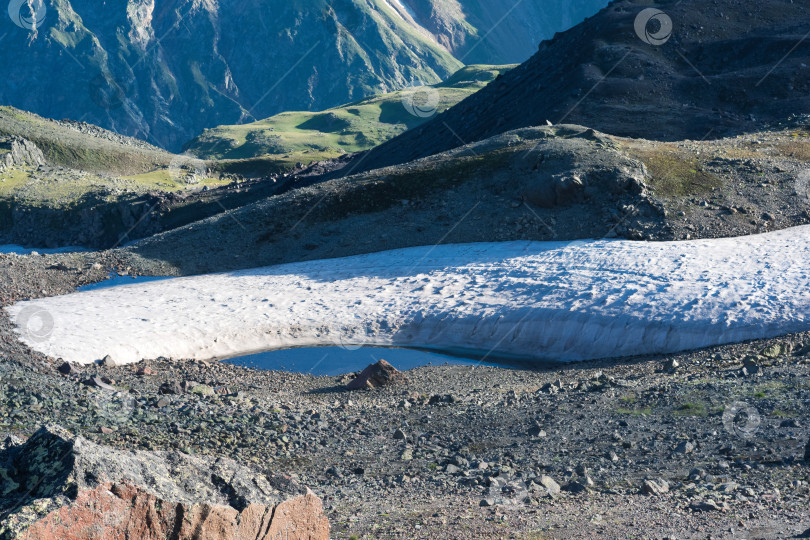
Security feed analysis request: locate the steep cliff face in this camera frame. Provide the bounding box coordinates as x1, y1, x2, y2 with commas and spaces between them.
402, 0, 609, 64
2, 0, 461, 150
1, 0, 607, 150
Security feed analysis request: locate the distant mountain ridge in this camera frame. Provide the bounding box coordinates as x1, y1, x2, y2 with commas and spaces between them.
400, 0, 608, 64
1, 0, 606, 150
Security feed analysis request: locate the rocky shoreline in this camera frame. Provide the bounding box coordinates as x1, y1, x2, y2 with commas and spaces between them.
0, 251, 809, 538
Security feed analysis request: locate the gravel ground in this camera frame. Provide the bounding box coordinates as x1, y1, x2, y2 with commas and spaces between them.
1, 251, 809, 539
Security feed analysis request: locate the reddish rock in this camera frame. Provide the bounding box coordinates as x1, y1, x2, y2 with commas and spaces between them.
0, 426, 329, 540
24, 482, 329, 540
346, 359, 406, 390
135, 366, 156, 376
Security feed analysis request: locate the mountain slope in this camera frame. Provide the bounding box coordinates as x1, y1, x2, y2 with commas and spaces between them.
121, 122, 810, 275
400, 0, 609, 64
353, 0, 810, 173
184, 64, 515, 164
0, 107, 171, 175
3, 0, 461, 151
2, 0, 607, 151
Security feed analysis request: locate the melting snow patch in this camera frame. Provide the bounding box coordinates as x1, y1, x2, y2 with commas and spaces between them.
5, 226, 810, 365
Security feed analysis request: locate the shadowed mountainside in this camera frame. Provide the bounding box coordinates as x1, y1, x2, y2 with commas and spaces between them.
351, 0, 810, 173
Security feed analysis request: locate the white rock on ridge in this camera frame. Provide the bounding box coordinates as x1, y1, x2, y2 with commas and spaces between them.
5, 226, 810, 365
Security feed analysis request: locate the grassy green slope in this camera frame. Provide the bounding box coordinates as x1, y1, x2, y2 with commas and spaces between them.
0, 107, 172, 176
184, 64, 516, 166
0, 107, 230, 214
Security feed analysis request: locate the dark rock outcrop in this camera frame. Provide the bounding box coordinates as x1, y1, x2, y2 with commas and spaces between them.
354, 0, 810, 172
0, 425, 329, 539
346, 359, 406, 390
